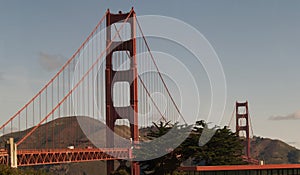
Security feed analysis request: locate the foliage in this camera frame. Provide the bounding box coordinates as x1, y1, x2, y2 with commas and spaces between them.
136, 121, 192, 175
111, 169, 130, 175
288, 150, 300, 164
110, 160, 131, 175
137, 120, 245, 174
0, 165, 49, 175
189, 123, 245, 165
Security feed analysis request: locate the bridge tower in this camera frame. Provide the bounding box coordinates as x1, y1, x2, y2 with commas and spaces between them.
236, 101, 251, 159
105, 8, 140, 175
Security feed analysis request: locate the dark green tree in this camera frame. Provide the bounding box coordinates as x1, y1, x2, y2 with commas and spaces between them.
288, 150, 300, 164
137, 121, 191, 175
135, 120, 245, 174
186, 121, 245, 165
111, 169, 130, 175
0, 165, 49, 175
206, 127, 244, 165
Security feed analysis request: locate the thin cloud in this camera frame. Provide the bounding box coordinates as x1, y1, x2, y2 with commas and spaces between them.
38, 52, 67, 71
269, 111, 300, 120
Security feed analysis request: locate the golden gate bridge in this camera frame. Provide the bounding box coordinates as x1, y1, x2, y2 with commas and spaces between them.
0, 8, 294, 175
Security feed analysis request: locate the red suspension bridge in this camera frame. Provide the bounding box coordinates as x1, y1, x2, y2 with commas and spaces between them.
0, 8, 257, 175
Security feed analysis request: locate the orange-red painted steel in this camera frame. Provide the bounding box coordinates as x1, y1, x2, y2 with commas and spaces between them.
242, 155, 259, 165
236, 101, 251, 159
0, 151, 8, 165
180, 164, 300, 171
0, 148, 130, 166
0, 13, 107, 133
105, 8, 139, 175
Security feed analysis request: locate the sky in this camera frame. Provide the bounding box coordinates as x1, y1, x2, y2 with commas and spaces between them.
0, 1, 300, 148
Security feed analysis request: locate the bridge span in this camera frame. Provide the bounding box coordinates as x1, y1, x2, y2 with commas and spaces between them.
180, 164, 300, 175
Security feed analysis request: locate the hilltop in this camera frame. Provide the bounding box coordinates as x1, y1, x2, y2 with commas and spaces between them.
251, 136, 300, 164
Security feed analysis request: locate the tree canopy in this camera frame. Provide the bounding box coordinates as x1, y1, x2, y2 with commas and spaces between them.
113, 120, 245, 175
137, 120, 245, 174
0, 165, 48, 175
288, 150, 300, 164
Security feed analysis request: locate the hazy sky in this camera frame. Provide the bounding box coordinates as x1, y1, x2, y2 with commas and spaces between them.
1, 1, 300, 148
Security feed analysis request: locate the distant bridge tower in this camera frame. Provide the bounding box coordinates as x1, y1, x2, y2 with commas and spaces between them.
236, 101, 251, 159
105, 8, 140, 175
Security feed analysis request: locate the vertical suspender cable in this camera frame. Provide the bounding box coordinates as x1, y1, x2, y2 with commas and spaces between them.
18, 113, 20, 142
82, 46, 85, 115
92, 31, 95, 118
87, 39, 91, 139
88, 39, 90, 117
63, 67, 65, 116
16, 11, 131, 146
26, 106, 28, 129
51, 81, 54, 148
33, 100, 35, 126
58, 75, 60, 117
39, 95, 41, 148
45, 87, 48, 149
136, 18, 187, 124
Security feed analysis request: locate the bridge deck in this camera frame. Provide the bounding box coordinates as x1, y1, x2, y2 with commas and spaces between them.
0, 148, 130, 166
180, 164, 300, 175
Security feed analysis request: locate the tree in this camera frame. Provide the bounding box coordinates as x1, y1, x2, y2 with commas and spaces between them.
0, 165, 49, 175
111, 169, 130, 175
288, 150, 300, 164
110, 160, 131, 175
137, 121, 191, 175
186, 121, 245, 165
135, 120, 245, 174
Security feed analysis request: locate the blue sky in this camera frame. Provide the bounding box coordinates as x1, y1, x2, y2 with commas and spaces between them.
1, 1, 300, 148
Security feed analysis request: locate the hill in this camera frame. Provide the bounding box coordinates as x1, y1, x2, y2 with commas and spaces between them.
0, 116, 149, 149
0, 116, 147, 175
251, 136, 300, 164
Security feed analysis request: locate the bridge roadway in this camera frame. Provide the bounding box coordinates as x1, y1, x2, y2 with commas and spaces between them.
0, 148, 130, 166
180, 164, 300, 175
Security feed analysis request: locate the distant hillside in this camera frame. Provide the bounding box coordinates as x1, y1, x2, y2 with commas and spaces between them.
0, 116, 148, 149
0, 116, 147, 175
251, 136, 300, 164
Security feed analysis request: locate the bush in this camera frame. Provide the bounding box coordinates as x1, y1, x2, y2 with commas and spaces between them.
0, 165, 49, 175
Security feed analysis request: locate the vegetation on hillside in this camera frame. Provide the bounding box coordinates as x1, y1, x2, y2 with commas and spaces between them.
288, 150, 300, 164
0, 165, 49, 175
113, 120, 245, 175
